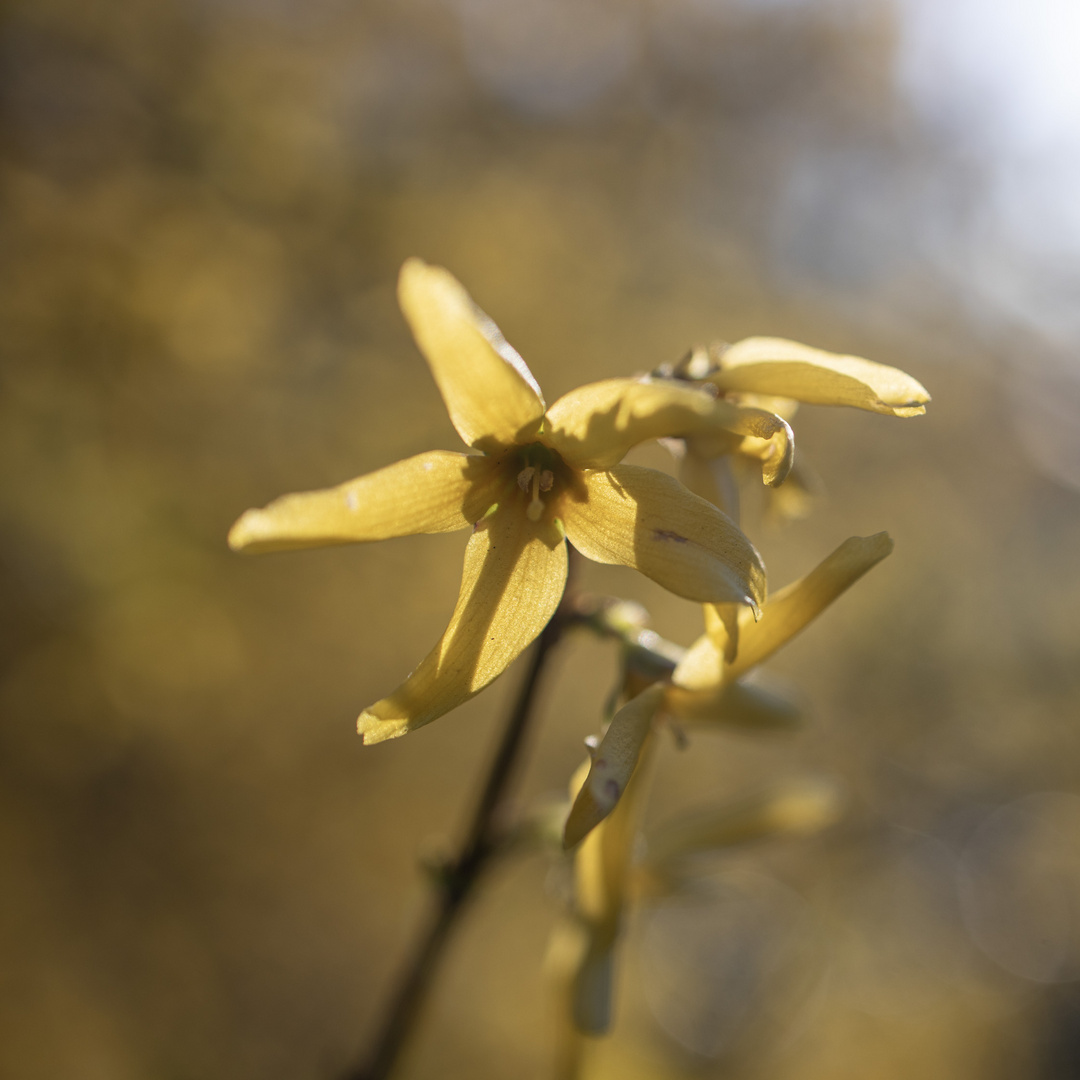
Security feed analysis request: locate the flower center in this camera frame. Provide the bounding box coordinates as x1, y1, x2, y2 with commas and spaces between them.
511, 443, 565, 523
517, 465, 555, 521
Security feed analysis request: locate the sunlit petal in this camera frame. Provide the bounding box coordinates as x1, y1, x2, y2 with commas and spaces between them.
729, 532, 893, 678
398, 258, 546, 451
727, 407, 795, 487
709, 337, 930, 416
543, 377, 751, 469
357, 507, 567, 743
560, 465, 766, 609
563, 683, 665, 850
228, 451, 505, 553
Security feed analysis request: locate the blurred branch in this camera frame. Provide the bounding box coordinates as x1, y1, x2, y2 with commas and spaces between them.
343, 553, 582, 1080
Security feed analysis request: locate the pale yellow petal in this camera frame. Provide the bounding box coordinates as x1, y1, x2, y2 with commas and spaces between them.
707, 601, 741, 663
542, 377, 752, 469
568, 733, 656, 1035
710, 337, 930, 417
678, 441, 740, 521
727, 407, 795, 487
357, 506, 567, 743
398, 258, 546, 451
670, 630, 724, 693
559, 465, 766, 610
563, 684, 666, 850
228, 451, 504, 553
729, 532, 894, 678
645, 778, 842, 867
665, 676, 801, 729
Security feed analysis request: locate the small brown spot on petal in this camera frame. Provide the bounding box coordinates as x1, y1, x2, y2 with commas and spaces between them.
653, 529, 688, 543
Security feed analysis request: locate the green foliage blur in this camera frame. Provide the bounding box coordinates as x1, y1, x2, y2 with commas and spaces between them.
3, 1, 1080, 1078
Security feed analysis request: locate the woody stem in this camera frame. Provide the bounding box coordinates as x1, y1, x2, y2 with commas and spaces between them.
343, 551, 581, 1080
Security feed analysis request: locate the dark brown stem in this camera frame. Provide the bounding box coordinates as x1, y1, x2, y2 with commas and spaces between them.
343, 560, 579, 1080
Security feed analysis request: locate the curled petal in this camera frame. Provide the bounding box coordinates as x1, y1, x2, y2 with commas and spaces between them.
543, 378, 751, 469
357, 507, 567, 743
228, 451, 504, 553
563, 684, 666, 850
560, 465, 766, 610
709, 337, 930, 417
727, 407, 795, 487
398, 258, 546, 451
729, 532, 894, 678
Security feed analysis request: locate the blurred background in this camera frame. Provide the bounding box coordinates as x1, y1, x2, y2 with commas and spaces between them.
3, 0, 1080, 1076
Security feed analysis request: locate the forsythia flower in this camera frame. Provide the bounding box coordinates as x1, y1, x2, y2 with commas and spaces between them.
563, 532, 894, 848
229, 259, 774, 744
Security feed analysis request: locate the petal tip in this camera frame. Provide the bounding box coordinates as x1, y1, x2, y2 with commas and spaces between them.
227, 510, 262, 551
357, 710, 409, 745
562, 787, 602, 851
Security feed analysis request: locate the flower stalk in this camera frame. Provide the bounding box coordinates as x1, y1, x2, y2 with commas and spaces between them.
343, 556, 581, 1080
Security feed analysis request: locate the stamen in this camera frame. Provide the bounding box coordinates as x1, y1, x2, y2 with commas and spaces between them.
526, 468, 544, 521
516, 466, 536, 492
539, 469, 554, 492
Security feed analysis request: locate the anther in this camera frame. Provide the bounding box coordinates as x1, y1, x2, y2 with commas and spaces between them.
539, 469, 554, 492
516, 466, 536, 493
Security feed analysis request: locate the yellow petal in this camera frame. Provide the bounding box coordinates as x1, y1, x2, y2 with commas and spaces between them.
727, 407, 795, 487
645, 778, 842, 867
709, 337, 930, 417
357, 506, 567, 743
560, 465, 766, 609
666, 677, 801, 729
678, 440, 740, 521
706, 601, 741, 663
228, 451, 504, 553
729, 532, 894, 679
568, 731, 656, 1035
563, 684, 666, 850
669, 630, 724, 693
542, 377, 751, 469
398, 258, 546, 451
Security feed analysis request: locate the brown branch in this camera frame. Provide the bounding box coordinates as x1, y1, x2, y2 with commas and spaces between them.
342, 558, 579, 1080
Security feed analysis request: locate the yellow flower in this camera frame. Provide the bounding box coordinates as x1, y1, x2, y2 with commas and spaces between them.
229, 259, 768, 744
671, 338, 930, 517
563, 532, 893, 848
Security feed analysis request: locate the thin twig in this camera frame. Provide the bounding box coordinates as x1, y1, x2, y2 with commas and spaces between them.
343, 562, 579, 1080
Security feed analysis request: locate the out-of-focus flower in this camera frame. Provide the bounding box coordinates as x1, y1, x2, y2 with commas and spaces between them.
563, 533, 893, 848
229, 259, 771, 744
551, 769, 842, 1040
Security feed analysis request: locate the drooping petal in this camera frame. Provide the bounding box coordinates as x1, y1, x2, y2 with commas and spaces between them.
542, 378, 753, 470
357, 506, 567, 743
560, 465, 766, 610
563, 683, 666, 850
728, 408, 795, 487
567, 734, 655, 1035
666, 675, 801, 729
678, 439, 741, 522
228, 451, 505, 553
644, 778, 842, 868
728, 532, 893, 678
398, 258, 546, 451
709, 337, 930, 417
